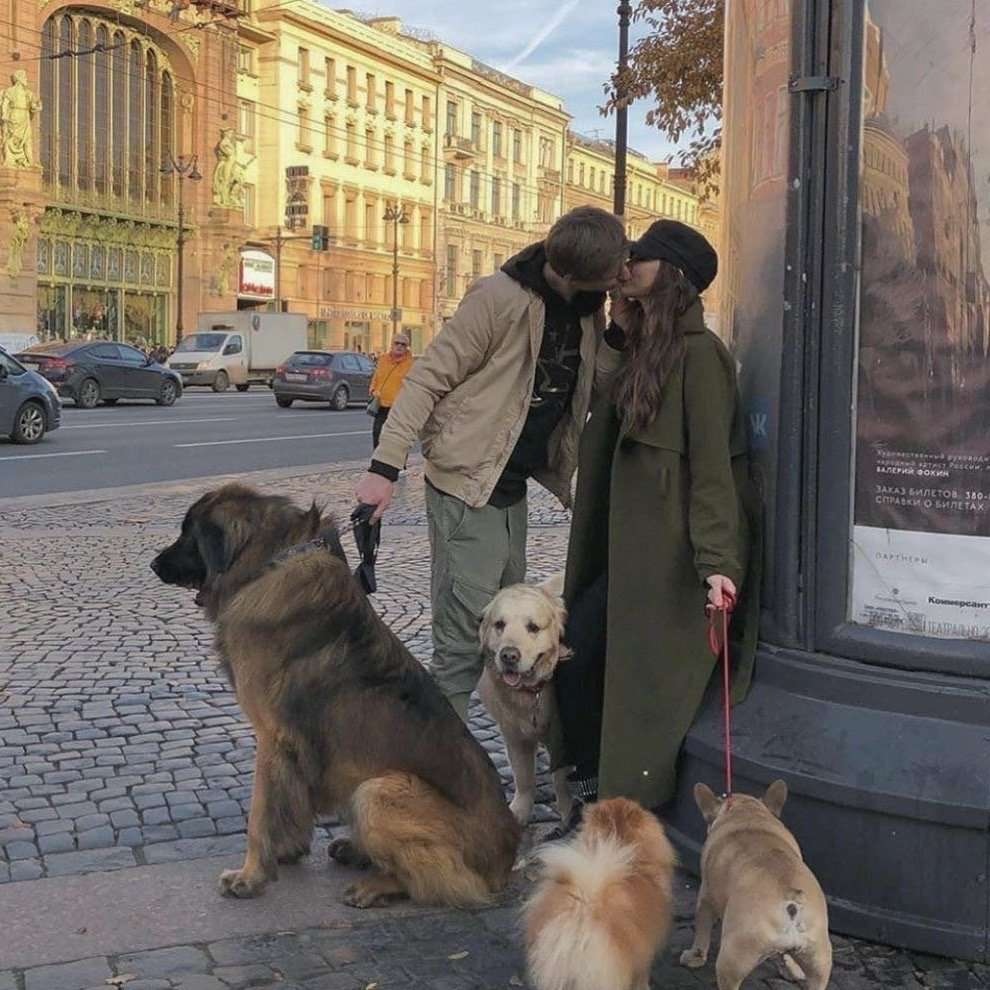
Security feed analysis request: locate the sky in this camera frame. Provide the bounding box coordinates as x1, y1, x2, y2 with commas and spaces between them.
336, 0, 685, 164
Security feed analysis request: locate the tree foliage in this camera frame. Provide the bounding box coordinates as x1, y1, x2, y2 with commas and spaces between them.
604, 0, 724, 195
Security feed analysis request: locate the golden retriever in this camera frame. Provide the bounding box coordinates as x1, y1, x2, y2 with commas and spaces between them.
478, 576, 573, 825
524, 797, 676, 990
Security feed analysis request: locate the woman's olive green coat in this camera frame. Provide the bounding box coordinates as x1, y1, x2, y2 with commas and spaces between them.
558, 301, 761, 809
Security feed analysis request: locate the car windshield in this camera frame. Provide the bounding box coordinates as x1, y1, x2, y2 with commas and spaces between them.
288, 352, 334, 367
174, 333, 227, 353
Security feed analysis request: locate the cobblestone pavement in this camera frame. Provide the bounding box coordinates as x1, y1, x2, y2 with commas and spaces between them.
2, 462, 987, 988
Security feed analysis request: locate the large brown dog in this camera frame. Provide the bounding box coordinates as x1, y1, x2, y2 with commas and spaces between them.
151, 484, 520, 908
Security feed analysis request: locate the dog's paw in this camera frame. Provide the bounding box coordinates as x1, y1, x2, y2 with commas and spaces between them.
342, 879, 403, 909
218, 868, 266, 898
328, 837, 372, 869
679, 947, 708, 969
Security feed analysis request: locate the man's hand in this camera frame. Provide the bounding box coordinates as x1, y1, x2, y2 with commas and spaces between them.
705, 575, 737, 610
355, 473, 394, 523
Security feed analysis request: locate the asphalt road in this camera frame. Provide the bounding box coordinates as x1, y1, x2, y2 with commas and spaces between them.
0, 389, 376, 498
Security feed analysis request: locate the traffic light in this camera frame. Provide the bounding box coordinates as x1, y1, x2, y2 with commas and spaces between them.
311, 224, 329, 251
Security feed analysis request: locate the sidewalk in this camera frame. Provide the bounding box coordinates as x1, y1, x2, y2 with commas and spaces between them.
2, 461, 986, 988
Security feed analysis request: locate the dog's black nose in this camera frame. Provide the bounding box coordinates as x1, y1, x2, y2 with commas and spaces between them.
499, 647, 521, 669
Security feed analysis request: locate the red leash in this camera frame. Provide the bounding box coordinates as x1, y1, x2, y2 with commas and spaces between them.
706, 590, 736, 796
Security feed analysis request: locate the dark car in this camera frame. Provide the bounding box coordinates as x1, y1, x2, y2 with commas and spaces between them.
272, 350, 374, 410
0, 346, 61, 444
16, 340, 183, 409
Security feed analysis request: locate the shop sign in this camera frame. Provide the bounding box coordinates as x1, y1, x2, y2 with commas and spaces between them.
238, 249, 275, 299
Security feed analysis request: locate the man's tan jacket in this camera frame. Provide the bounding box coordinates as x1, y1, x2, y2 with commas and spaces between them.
372, 271, 623, 508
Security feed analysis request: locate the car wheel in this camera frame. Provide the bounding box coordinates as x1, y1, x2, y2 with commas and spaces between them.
11, 401, 46, 444
236, 383, 250, 392
276, 397, 294, 408
212, 370, 229, 393
330, 385, 349, 411
157, 378, 178, 406
77, 378, 101, 409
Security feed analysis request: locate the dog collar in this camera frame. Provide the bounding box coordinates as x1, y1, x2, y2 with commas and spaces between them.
271, 535, 337, 565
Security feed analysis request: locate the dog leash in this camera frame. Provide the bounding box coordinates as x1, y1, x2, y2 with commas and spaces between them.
706, 589, 737, 796
350, 502, 381, 595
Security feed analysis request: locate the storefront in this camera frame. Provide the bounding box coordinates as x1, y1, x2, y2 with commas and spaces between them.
667, 0, 990, 961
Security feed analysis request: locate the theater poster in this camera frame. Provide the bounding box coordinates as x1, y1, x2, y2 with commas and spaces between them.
849, 0, 990, 639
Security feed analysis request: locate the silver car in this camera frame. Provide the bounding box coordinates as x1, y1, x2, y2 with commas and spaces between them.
0, 346, 62, 444
272, 350, 374, 410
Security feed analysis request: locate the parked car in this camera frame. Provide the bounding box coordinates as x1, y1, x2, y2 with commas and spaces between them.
16, 340, 183, 408
272, 351, 374, 410
0, 345, 61, 444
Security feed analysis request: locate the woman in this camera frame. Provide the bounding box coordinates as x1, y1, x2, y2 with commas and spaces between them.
551, 220, 760, 832
369, 333, 414, 449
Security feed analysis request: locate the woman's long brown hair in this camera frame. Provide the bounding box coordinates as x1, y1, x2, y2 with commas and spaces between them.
614, 260, 698, 433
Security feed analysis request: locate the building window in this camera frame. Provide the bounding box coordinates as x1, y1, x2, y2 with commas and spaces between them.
385, 81, 395, 118
243, 183, 256, 225
472, 249, 482, 280
365, 127, 377, 168
494, 253, 503, 270
422, 94, 432, 131
492, 176, 501, 217
324, 116, 336, 157
324, 57, 336, 97
404, 88, 414, 124
492, 121, 503, 158
470, 171, 480, 209
347, 65, 357, 104
404, 139, 416, 180
238, 99, 256, 154
238, 45, 254, 74
420, 146, 431, 184
365, 198, 377, 244
444, 164, 456, 202
76, 21, 93, 192
322, 191, 334, 224
384, 135, 396, 173
446, 101, 458, 137
589, 166, 596, 190
471, 111, 482, 148
600, 172, 606, 194
579, 163, 585, 186
567, 159, 574, 184
513, 129, 523, 164
346, 122, 358, 162
298, 47, 310, 89
445, 244, 457, 296
297, 107, 311, 151
128, 40, 142, 202
512, 182, 521, 219
366, 73, 376, 111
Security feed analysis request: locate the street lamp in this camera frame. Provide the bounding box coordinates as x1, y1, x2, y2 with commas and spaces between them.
161, 153, 203, 344
613, 0, 633, 217
383, 204, 410, 340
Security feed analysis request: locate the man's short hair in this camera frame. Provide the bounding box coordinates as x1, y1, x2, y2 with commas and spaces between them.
545, 206, 628, 282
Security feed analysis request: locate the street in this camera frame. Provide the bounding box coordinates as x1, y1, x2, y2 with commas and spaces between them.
0, 391, 375, 499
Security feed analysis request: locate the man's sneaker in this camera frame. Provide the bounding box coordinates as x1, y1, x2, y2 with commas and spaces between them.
542, 798, 586, 842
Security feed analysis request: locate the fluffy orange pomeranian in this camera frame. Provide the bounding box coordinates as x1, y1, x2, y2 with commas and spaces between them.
524, 798, 676, 990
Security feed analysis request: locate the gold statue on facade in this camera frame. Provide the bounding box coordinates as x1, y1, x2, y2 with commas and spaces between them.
212, 128, 254, 208
0, 71, 42, 169
8, 210, 31, 278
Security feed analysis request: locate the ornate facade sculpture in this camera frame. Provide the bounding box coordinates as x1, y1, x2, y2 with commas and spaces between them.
212, 128, 254, 208
8, 210, 31, 278
0, 71, 42, 169
215, 243, 236, 295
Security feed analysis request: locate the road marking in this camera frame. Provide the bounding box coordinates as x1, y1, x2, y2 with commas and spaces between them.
175, 430, 367, 448
0, 449, 108, 461
62, 417, 239, 430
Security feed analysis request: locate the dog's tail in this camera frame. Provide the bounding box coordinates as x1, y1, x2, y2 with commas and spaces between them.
524, 836, 639, 990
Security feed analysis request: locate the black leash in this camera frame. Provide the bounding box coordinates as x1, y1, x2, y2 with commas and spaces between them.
350, 502, 381, 595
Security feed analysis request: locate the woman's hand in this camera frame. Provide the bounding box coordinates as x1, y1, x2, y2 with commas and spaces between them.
705, 575, 737, 610
608, 291, 638, 330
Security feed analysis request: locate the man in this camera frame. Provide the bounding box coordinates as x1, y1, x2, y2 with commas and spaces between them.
368, 332, 415, 449
355, 206, 629, 719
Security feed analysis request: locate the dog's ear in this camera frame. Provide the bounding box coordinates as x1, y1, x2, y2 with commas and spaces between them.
542, 588, 571, 660
693, 783, 722, 823
478, 598, 495, 650
763, 780, 788, 817
195, 518, 239, 577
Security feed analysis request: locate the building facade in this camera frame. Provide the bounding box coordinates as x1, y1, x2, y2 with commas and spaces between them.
2, 2, 708, 352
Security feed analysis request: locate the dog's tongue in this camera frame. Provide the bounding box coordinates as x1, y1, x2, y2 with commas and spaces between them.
503, 671, 523, 688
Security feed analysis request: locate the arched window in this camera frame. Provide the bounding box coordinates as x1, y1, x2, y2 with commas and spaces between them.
41, 13, 176, 210
76, 20, 93, 190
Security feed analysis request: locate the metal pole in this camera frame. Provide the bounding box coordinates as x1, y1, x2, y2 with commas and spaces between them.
176, 181, 185, 344
275, 227, 282, 312
391, 215, 399, 339
613, 0, 633, 217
